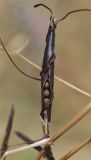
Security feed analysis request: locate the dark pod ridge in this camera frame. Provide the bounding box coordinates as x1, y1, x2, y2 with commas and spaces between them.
0, 106, 14, 157
40, 17, 56, 123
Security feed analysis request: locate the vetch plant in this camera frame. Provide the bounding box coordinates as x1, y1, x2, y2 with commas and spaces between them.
0, 3, 91, 160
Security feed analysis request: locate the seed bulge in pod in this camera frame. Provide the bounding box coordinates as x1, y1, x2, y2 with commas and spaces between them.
44, 98, 50, 105
43, 89, 50, 97
45, 82, 49, 88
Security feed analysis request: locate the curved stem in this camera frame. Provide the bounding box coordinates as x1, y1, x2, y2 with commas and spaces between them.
0, 38, 40, 81
34, 3, 53, 18
57, 9, 91, 24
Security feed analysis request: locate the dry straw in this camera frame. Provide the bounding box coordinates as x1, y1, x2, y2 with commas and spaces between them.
59, 137, 91, 160
0, 102, 91, 160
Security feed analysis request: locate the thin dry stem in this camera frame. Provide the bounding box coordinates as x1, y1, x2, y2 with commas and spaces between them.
18, 54, 41, 70
59, 137, 91, 160
36, 151, 43, 160
49, 102, 91, 143
3, 101, 90, 160
0, 138, 50, 160
54, 75, 91, 98
17, 53, 91, 99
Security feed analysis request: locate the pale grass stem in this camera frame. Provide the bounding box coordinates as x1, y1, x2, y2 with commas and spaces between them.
1, 102, 91, 160
17, 53, 91, 99
36, 151, 44, 160
0, 138, 50, 160
59, 137, 91, 160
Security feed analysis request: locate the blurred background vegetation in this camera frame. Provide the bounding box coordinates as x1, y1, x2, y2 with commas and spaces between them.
0, 0, 91, 159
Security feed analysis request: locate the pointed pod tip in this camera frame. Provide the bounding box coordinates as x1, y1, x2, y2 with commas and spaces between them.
11, 104, 15, 115
34, 4, 38, 8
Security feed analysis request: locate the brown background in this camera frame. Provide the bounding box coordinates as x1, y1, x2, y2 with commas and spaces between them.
0, 0, 91, 159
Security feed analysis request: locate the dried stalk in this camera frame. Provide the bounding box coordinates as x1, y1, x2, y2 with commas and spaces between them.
0, 138, 50, 160
16, 131, 55, 160
2, 101, 90, 160
0, 142, 27, 151
59, 137, 91, 160
17, 53, 91, 99
36, 151, 43, 160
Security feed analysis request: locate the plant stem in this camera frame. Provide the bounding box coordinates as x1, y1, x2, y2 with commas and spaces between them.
59, 137, 91, 160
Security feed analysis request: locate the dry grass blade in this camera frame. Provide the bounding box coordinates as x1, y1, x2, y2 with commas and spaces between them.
0, 142, 27, 151
17, 54, 41, 70
0, 138, 50, 160
54, 75, 91, 98
17, 53, 91, 98
0, 105, 14, 158
59, 137, 91, 160
36, 151, 43, 160
16, 131, 42, 151
49, 102, 91, 143
16, 132, 55, 160
1, 99, 90, 160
